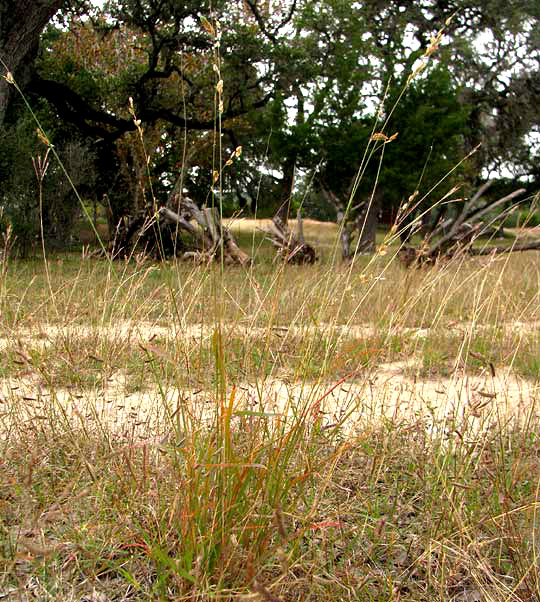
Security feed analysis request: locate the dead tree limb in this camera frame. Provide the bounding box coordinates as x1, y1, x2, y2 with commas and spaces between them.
470, 240, 540, 256
159, 196, 250, 265
399, 185, 531, 267
428, 188, 526, 257
107, 189, 250, 264
267, 212, 317, 264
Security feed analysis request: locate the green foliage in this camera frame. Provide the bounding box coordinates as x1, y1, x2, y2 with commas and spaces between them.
0, 0, 538, 244
380, 66, 471, 208
0, 112, 43, 255
0, 94, 96, 255
502, 208, 540, 228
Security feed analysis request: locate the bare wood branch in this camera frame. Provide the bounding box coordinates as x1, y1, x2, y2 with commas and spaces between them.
267, 214, 317, 264
158, 206, 199, 237
429, 187, 525, 257
467, 188, 526, 224
159, 200, 250, 265
430, 180, 492, 239
470, 240, 540, 256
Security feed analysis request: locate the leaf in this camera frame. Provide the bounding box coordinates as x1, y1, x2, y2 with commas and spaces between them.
199, 16, 215, 38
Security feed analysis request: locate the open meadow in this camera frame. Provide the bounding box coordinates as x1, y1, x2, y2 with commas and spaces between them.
2, 0, 539, 598
1, 221, 540, 601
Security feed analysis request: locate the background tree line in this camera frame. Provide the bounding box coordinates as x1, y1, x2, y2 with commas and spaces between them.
0, 0, 539, 258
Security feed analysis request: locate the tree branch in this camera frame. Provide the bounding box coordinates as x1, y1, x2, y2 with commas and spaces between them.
30, 76, 274, 141
244, 0, 277, 44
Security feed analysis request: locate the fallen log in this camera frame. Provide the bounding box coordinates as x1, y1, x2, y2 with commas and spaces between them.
159, 197, 251, 265
398, 186, 535, 267
399, 237, 540, 267
470, 240, 540, 256
266, 212, 317, 264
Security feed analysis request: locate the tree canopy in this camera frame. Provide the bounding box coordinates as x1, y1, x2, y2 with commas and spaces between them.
0, 0, 538, 255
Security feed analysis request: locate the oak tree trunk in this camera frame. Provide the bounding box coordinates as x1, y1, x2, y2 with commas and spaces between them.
0, 0, 64, 124
354, 192, 381, 254
274, 156, 296, 225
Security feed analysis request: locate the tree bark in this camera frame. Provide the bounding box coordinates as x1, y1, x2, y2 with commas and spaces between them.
0, 0, 64, 125
319, 182, 353, 259
274, 156, 296, 225
352, 191, 381, 254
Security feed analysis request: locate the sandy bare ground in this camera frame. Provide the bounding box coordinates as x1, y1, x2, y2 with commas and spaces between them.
1, 320, 538, 440
2, 317, 539, 347
223, 217, 338, 232
2, 360, 537, 441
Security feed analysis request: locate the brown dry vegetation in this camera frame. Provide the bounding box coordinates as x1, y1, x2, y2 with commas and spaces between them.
1, 223, 540, 601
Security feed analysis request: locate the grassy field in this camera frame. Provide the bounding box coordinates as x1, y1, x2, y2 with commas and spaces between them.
1, 221, 540, 601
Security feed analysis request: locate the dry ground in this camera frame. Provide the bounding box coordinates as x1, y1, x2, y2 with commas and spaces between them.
1, 318, 538, 438
2, 222, 540, 601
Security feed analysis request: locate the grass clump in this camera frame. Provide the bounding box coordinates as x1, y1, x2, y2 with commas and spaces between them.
0, 229, 539, 600
2, 389, 539, 600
